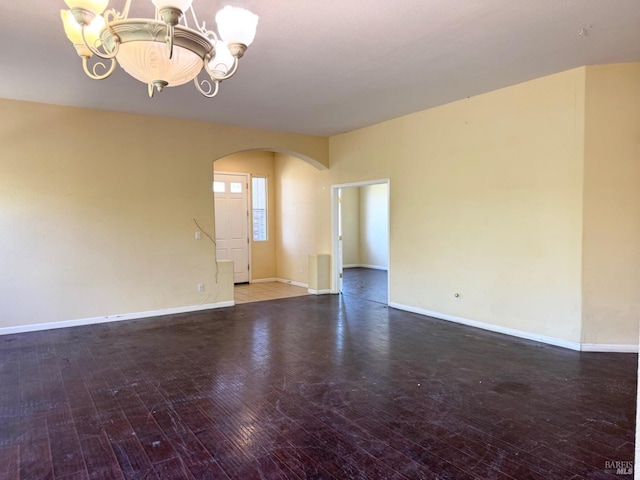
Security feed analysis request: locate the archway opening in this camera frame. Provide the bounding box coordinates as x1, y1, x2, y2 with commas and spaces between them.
213, 149, 326, 304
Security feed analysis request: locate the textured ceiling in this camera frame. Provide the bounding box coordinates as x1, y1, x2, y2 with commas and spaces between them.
0, 0, 639, 136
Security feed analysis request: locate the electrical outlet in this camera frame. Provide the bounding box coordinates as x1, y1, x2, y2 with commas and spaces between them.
198, 283, 205, 292
195, 231, 201, 240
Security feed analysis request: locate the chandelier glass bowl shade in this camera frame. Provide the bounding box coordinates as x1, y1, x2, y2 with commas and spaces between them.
60, 0, 258, 97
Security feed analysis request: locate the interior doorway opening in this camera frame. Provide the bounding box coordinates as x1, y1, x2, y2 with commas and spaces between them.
213, 150, 326, 303
331, 180, 390, 304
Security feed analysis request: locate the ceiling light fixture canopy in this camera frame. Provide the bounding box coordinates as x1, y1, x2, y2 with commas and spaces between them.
60, 0, 258, 98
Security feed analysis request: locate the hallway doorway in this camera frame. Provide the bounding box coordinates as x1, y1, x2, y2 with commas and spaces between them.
332, 180, 390, 303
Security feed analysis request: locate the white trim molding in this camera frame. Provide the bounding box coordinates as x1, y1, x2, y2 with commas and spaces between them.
250, 278, 277, 283
276, 278, 309, 289
308, 288, 332, 295
343, 264, 388, 271
581, 344, 639, 353
0, 301, 235, 336
389, 302, 638, 353
389, 302, 585, 351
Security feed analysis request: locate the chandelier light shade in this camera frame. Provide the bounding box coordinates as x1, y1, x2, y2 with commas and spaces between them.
117, 39, 203, 87
60, 0, 258, 98
61, 10, 106, 57
64, 0, 110, 14
215, 6, 258, 47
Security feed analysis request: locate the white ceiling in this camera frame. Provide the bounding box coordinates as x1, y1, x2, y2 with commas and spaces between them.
0, 0, 639, 136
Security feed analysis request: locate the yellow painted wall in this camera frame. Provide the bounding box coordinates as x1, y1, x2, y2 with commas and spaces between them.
341, 187, 361, 266
582, 63, 640, 345
340, 185, 389, 269
0, 99, 328, 328
274, 153, 329, 285
214, 151, 277, 280
359, 184, 389, 269
329, 68, 587, 342
2, 64, 638, 348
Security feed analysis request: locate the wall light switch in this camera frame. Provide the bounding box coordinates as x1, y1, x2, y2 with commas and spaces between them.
195, 231, 201, 240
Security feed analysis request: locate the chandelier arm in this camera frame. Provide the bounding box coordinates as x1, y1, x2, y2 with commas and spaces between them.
193, 77, 220, 98
166, 24, 174, 59
100, 0, 130, 23
181, 6, 189, 28
81, 56, 117, 80
188, 5, 199, 26
81, 26, 120, 59
188, 6, 205, 36
204, 56, 239, 81
203, 29, 219, 42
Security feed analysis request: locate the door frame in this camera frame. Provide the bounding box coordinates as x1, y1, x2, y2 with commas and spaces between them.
330, 179, 390, 302
213, 171, 252, 283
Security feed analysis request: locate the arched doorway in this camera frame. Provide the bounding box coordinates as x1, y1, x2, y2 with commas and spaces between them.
213, 150, 327, 303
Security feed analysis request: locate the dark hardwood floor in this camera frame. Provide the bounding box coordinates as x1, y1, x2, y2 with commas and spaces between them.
0, 294, 636, 479
342, 267, 388, 305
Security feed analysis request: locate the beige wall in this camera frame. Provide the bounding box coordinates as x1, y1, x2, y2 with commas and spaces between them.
2, 64, 638, 348
214, 151, 277, 280
341, 187, 361, 266
360, 184, 389, 269
341, 185, 389, 269
274, 153, 328, 285
582, 63, 640, 345
329, 68, 587, 343
0, 99, 327, 328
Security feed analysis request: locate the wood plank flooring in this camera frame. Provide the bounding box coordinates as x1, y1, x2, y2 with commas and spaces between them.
0, 295, 635, 479
342, 267, 388, 305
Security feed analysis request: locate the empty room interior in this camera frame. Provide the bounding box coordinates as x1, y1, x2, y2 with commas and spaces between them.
1, 1, 639, 478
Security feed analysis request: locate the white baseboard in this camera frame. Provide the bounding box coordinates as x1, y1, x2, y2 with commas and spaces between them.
343, 264, 388, 271
0, 301, 236, 336
276, 278, 309, 289
581, 343, 639, 353
5, 299, 634, 354
308, 289, 332, 295
388, 302, 582, 351
250, 278, 277, 283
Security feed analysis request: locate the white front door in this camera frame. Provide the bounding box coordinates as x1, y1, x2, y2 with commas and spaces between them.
214, 173, 250, 283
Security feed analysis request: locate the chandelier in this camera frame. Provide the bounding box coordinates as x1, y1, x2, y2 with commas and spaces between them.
60, 0, 258, 98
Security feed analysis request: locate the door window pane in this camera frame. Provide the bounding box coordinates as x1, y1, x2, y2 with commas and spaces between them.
252, 177, 267, 241
230, 182, 243, 193
213, 181, 225, 193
